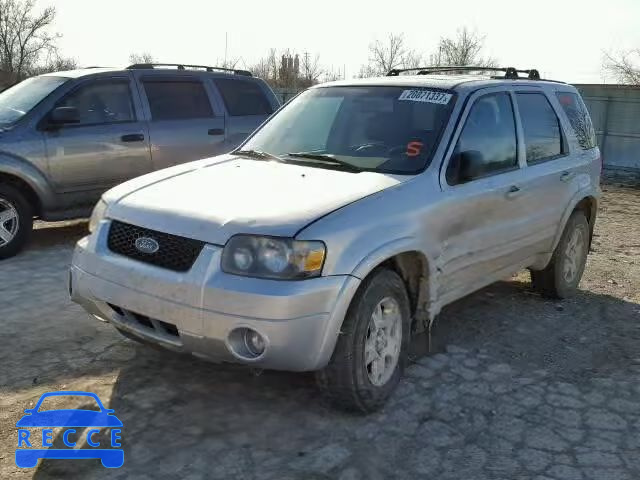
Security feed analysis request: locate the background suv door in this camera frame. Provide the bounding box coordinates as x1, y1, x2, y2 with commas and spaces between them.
43, 75, 152, 204
136, 74, 226, 170
436, 89, 534, 304
212, 77, 276, 149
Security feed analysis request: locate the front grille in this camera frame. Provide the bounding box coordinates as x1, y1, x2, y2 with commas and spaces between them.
107, 220, 205, 272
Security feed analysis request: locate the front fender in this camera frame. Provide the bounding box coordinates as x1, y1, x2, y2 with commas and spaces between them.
0, 153, 55, 208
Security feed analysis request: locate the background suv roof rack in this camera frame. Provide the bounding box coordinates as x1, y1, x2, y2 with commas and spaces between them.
126, 63, 252, 77
386, 66, 541, 80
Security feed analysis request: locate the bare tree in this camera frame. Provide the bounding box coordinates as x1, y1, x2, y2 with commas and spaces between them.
129, 52, 154, 65
0, 0, 58, 82
430, 27, 496, 69
359, 33, 421, 77
603, 49, 640, 84
29, 52, 77, 75
300, 52, 323, 86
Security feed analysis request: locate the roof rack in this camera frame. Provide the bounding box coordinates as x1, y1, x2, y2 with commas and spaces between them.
126, 63, 252, 77
386, 66, 541, 80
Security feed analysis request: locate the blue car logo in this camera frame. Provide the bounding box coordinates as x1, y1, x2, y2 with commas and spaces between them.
16, 391, 123, 468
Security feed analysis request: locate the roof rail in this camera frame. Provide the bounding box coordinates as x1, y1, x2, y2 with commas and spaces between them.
386, 66, 542, 80
126, 63, 252, 77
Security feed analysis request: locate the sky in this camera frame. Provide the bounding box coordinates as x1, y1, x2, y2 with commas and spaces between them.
46, 0, 640, 84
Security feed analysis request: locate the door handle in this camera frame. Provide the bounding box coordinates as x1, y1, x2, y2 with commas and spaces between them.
208, 128, 225, 136
560, 172, 576, 182
505, 185, 521, 199
121, 133, 145, 142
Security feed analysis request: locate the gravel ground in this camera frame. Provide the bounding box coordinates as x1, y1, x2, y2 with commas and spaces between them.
0, 184, 639, 479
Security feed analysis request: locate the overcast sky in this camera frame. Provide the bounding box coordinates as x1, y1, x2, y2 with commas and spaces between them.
48, 0, 640, 83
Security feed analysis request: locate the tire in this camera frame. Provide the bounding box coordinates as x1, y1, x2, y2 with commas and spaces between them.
316, 268, 411, 413
0, 183, 33, 260
530, 211, 589, 299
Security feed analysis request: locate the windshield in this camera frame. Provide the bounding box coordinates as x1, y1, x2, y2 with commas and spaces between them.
0, 76, 68, 126
240, 86, 456, 174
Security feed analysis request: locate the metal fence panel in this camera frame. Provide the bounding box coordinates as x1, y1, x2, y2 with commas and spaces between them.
575, 84, 640, 173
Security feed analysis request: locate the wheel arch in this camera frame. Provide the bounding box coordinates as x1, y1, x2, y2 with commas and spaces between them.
350, 239, 437, 332
552, 193, 598, 252
0, 156, 55, 217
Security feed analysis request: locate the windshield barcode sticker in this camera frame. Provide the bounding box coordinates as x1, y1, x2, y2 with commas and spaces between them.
398, 90, 452, 105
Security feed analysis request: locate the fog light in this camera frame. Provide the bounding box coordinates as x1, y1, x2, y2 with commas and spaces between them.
244, 329, 266, 356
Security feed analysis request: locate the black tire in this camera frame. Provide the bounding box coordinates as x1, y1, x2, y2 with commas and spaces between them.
316, 268, 411, 413
0, 183, 33, 260
530, 211, 589, 299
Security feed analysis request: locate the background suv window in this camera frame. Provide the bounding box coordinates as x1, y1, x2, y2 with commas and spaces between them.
447, 92, 517, 184
556, 92, 597, 150
516, 93, 563, 163
59, 80, 134, 125
214, 79, 273, 116
143, 79, 213, 121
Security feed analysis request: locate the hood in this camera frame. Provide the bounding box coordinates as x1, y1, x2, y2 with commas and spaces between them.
106, 156, 407, 245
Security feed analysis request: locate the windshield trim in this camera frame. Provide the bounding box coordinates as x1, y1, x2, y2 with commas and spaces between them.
233, 85, 458, 176
0, 75, 70, 127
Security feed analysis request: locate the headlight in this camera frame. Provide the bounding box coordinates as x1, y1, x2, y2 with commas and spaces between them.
222, 235, 325, 280
88, 199, 108, 233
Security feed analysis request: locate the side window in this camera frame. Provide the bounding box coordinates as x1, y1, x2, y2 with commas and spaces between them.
446, 92, 517, 185
516, 93, 563, 163
556, 92, 597, 150
214, 79, 274, 116
58, 80, 134, 125
142, 79, 213, 121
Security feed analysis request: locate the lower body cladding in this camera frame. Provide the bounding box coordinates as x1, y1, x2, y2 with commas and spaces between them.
70, 233, 360, 372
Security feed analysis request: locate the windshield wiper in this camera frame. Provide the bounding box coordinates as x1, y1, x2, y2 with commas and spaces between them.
286, 152, 362, 172
234, 149, 282, 161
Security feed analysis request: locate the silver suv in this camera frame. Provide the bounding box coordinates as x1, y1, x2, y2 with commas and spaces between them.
70, 66, 601, 412
0, 63, 278, 258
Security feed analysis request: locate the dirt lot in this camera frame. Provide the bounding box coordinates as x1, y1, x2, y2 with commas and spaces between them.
0, 184, 639, 479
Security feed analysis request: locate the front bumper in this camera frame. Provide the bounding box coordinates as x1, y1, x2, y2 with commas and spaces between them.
70, 222, 360, 371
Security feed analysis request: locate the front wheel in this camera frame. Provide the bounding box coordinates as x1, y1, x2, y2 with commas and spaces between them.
0, 183, 33, 260
530, 211, 589, 299
316, 269, 411, 413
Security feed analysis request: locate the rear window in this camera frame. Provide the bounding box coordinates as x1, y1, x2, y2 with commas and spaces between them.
214, 79, 273, 116
516, 93, 563, 164
142, 79, 213, 121
556, 92, 597, 150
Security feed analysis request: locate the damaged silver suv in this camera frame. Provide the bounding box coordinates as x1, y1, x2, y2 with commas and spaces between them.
71, 66, 601, 412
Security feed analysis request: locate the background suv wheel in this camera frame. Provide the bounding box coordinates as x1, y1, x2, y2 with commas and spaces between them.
0, 183, 33, 259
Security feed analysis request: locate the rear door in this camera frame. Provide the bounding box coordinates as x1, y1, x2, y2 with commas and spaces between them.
44, 75, 152, 200
511, 88, 578, 253
211, 78, 276, 149
135, 73, 226, 170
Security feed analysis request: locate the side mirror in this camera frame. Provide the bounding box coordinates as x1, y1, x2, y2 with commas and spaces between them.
457, 150, 485, 184
48, 106, 80, 127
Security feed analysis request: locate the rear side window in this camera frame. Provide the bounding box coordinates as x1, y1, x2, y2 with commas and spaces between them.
214, 79, 273, 116
516, 93, 562, 163
446, 92, 517, 185
142, 79, 213, 121
556, 92, 597, 150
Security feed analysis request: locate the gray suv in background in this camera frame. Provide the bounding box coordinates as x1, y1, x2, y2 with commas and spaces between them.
0, 63, 279, 258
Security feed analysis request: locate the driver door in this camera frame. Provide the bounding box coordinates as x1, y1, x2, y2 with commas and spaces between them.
436, 89, 533, 303
43, 76, 152, 203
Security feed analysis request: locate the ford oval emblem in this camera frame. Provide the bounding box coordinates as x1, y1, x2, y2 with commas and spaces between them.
135, 237, 160, 254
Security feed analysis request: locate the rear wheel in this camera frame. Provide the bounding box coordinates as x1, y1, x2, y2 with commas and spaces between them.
316, 268, 411, 413
530, 211, 589, 299
0, 183, 33, 259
